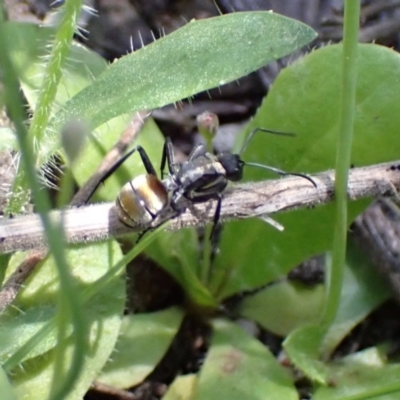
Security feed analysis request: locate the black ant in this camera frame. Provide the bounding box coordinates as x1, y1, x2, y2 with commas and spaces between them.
85, 128, 316, 242
160, 128, 316, 240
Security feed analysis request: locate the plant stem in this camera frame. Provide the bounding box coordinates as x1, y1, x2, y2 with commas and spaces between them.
197, 112, 219, 286
0, 2, 87, 399
29, 0, 84, 144
321, 0, 360, 328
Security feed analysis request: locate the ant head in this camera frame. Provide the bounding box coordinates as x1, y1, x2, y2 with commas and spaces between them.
215, 128, 294, 183
217, 153, 244, 181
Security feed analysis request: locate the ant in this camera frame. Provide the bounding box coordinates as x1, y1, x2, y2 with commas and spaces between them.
160, 128, 316, 240
85, 128, 316, 243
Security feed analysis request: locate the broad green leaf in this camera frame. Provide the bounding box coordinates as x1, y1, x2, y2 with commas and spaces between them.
48, 11, 316, 146
212, 43, 400, 299
283, 324, 328, 384
195, 319, 297, 400
99, 308, 184, 389
239, 239, 389, 349
5, 242, 125, 399
314, 347, 400, 400
0, 306, 56, 364
4, 14, 315, 167
321, 240, 390, 357
146, 229, 217, 308
239, 281, 325, 336
163, 374, 198, 400
0, 366, 16, 400
282, 239, 390, 382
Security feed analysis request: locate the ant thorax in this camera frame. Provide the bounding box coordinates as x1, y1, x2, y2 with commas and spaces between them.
176, 154, 227, 188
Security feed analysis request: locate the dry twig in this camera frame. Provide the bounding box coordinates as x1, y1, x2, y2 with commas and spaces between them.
1, 160, 399, 255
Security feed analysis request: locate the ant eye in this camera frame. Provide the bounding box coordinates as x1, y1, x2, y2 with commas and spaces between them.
225, 163, 243, 181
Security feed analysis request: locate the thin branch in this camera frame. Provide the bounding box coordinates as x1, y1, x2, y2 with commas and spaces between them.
0, 250, 47, 312
361, 0, 400, 21
1, 160, 399, 254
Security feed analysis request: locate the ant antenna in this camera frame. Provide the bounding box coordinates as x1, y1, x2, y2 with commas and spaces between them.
244, 161, 317, 187
239, 127, 295, 155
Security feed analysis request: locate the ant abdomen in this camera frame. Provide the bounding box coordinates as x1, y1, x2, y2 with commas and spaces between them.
116, 174, 168, 227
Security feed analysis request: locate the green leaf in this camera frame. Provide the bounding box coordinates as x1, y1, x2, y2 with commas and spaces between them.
212, 43, 400, 299
238, 239, 390, 351
146, 229, 217, 308
281, 238, 390, 382
241, 43, 400, 174
4, 14, 315, 166
4, 242, 125, 399
314, 347, 400, 400
321, 239, 391, 358
0, 366, 17, 400
195, 319, 297, 400
163, 374, 198, 400
0, 306, 56, 364
98, 307, 184, 389
239, 281, 325, 336
283, 324, 328, 384
48, 11, 316, 143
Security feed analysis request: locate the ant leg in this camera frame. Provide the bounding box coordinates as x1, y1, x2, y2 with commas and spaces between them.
135, 209, 181, 244
161, 139, 207, 179
209, 194, 223, 250
160, 138, 178, 179
84, 145, 157, 204
136, 146, 157, 175
245, 162, 317, 188
187, 143, 207, 161
210, 222, 223, 263
240, 127, 295, 155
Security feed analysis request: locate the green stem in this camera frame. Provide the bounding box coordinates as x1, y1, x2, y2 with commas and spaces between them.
0, 3, 87, 399
8, 0, 84, 213
29, 0, 84, 145
57, 167, 75, 207
321, 0, 360, 328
